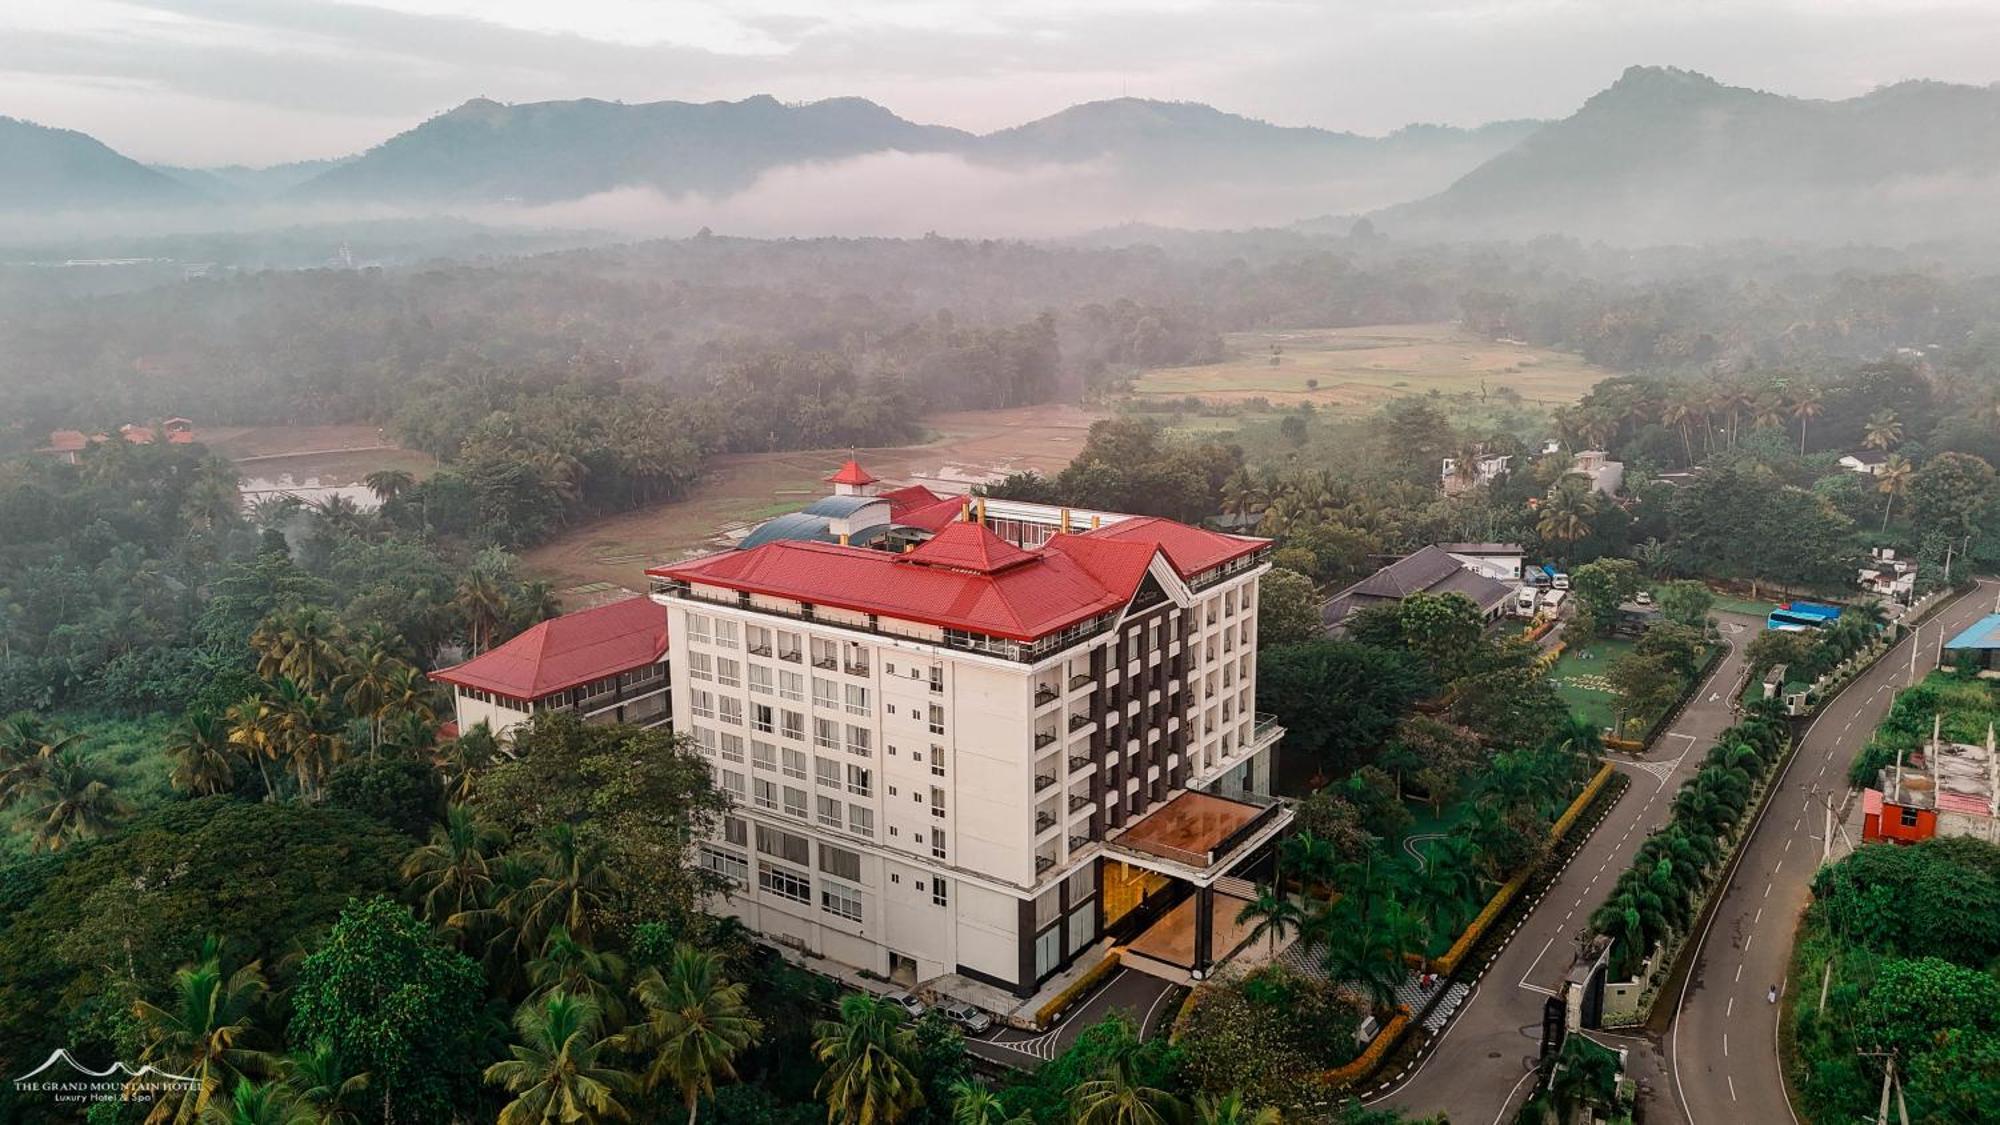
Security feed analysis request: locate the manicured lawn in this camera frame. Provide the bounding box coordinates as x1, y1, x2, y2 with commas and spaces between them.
1708, 594, 1781, 619
1550, 637, 1635, 733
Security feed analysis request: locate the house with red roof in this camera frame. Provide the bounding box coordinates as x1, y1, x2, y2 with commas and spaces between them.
647, 461, 1288, 1001
431, 596, 670, 739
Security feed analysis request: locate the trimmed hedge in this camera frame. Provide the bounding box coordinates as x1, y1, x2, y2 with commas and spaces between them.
1319, 1010, 1411, 1088
1034, 947, 1121, 1028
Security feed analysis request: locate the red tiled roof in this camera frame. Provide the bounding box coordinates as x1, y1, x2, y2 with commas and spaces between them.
879, 483, 947, 518
42, 430, 87, 452
895, 495, 967, 532
166, 431, 195, 444
431, 596, 667, 699
826, 460, 878, 486
904, 521, 1034, 574
1079, 516, 1265, 578
652, 537, 1152, 641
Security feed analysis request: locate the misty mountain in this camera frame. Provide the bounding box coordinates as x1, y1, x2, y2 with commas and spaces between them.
296, 95, 973, 204
1378, 66, 2000, 244
152, 157, 353, 203
0, 116, 201, 211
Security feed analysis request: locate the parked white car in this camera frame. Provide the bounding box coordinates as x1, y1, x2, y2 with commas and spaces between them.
939, 1000, 994, 1034
883, 991, 928, 1020
1551, 573, 1571, 590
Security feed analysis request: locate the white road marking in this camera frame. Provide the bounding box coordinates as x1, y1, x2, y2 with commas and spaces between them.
1724, 1033, 1729, 1057
1729, 1075, 1738, 1102
1735, 964, 1743, 982
1726, 996, 1734, 1016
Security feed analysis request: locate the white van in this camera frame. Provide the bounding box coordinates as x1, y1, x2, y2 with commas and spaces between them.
1551, 572, 1572, 591
1515, 587, 1540, 617
1541, 589, 1568, 615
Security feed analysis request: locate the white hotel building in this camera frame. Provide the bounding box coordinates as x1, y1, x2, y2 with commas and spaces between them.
647, 463, 1288, 997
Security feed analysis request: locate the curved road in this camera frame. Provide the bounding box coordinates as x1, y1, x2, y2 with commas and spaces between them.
1669, 582, 1996, 1125
1377, 618, 1756, 1124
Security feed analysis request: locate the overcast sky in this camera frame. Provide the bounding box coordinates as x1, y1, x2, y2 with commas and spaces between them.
5, 0, 1999, 166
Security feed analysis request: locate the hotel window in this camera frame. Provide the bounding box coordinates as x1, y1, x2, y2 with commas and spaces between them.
815, 757, 841, 788
776, 630, 802, 663
930, 786, 946, 819
716, 697, 743, 726
846, 725, 872, 757
843, 643, 868, 674
1066, 865, 1095, 900
700, 847, 747, 886
715, 658, 741, 688
781, 710, 805, 741
779, 669, 805, 701
1034, 886, 1061, 929
929, 745, 945, 777
846, 765, 873, 798
813, 677, 839, 710
748, 665, 773, 696
751, 741, 776, 772
714, 619, 739, 649
724, 816, 748, 847
819, 844, 862, 881
691, 726, 717, 754
1034, 926, 1062, 978
821, 880, 863, 922
746, 624, 772, 655
755, 824, 810, 864
814, 718, 841, 751
928, 704, 945, 735
930, 826, 947, 860
844, 684, 870, 716
719, 733, 744, 763
781, 748, 807, 780
932, 875, 948, 907
811, 638, 838, 670
817, 795, 843, 829
783, 786, 808, 819
686, 651, 713, 681
686, 613, 711, 644
751, 703, 774, 733
719, 770, 745, 798
848, 805, 875, 838
929, 666, 944, 694
752, 778, 777, 810
690, 690, 715, 720
757, 862, 809, 904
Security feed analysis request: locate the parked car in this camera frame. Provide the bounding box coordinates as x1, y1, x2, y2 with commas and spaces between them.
883, 991, 928, 1019
939, 1000, 994, 1034
1634, 590, 1653, 605
1551, 572, 1572, 590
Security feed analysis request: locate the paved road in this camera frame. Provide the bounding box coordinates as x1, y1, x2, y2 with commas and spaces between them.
967, 967, 1182, 1068
1669, 583, 1996, 1125
1377, 617, 1757, 1124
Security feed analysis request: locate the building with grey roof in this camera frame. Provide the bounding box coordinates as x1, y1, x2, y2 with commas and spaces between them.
1320, 544, 1516, 634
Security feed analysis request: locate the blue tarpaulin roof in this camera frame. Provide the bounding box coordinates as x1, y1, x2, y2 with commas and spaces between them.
1946, 614, 2000, 651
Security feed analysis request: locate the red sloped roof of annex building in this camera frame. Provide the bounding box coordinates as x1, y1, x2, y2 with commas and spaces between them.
431, 596, 667, 699
649, 517, 1264, 641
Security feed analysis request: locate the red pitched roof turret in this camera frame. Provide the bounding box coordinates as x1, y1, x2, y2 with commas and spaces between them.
904, 521, 1033, 574
430, 596, 667, 700
825, 460, 878, 486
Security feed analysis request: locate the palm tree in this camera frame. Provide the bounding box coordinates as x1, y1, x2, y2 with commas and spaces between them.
484, 991, 635, 1125
813, 993, 925, 1125
1318, 913, 1405, 1017
19, 747, 131, 851
527, 926, 631, 1024
1536, 475, 1598, 565
1234, 884, 1304, 958
1789, 384, 1824, 454
0, 715, 80, 805
1069, 1049, 1183, 1125
250, 606, 346, 693
279, 1041, 369, 1125
168, 707, 240, 797
184, 457, 246, 532
332, 639, 407, 755
948, 1080, 1028, 1125
266, 678, 345, 802
1750, 391, 1787, 432
402, 804, 502, 926
1863, 408, 1904, 451
435, 722, 498, 803
511, 823, 617, 953
1191, 1092, 1281, 1125
130, 942, 276, 1124
455, 572, 511, 655
199, 1080, 314, 1125
361, 469, 415, 505
617, 944, 762, 1125
1278, 830, 1340, 895
1877, 454, 1913, 531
